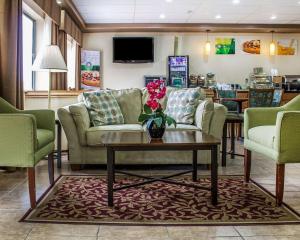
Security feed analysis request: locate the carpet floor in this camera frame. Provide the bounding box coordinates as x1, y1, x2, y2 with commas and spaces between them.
21, 175, 300, 225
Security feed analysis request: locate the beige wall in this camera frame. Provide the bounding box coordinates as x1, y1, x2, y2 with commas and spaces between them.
83, 32, 300, 89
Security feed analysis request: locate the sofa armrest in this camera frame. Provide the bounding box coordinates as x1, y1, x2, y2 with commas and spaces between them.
0, 114, 37, 167
208, 103, 227, 139
274, 111, 300, 164
58, 103, 90, 146
244, 107, 283, 139
22, 109, 55, 134
194, 100, 214, 134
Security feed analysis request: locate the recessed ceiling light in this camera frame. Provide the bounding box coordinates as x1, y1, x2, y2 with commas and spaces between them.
166, 0, 173, 2
215, 14, 222, 19
232, 0, 240, 4
160, 14, 166, 19
56, 0, 62, 4
270, 15, 277, 20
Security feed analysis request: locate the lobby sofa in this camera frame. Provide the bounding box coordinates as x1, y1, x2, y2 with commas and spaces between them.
58, 88, 227, 168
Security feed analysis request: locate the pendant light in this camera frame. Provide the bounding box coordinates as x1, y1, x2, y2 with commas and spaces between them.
270, 31, 276, 56
205, 30, 211, 56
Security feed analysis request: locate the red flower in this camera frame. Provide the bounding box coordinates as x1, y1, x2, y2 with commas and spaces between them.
145, 80, 166, 111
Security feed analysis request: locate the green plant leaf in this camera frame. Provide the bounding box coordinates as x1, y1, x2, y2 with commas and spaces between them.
166, 116, 176, 127
144, 105, 152, 114
153, 117, 163, 128
138, 114, 150, 123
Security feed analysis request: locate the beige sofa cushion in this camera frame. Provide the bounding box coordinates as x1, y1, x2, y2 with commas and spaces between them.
86, 124, 143, 146
110, 88, 142, 124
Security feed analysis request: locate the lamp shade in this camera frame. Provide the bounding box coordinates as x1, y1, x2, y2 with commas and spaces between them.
32, 45, 67, 72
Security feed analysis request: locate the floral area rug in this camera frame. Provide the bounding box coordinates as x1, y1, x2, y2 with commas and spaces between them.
21, 175, 300, 225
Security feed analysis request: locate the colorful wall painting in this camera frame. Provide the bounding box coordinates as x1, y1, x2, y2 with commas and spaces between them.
81, 50, 101, 89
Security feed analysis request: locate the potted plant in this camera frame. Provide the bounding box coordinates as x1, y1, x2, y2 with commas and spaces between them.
138, 80, 176, 139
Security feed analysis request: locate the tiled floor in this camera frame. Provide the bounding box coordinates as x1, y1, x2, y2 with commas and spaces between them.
1, 141, 300, 240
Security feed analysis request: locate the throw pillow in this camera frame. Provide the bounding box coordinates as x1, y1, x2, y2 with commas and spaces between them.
165, 88, 202, 124
83, 91, 124, 126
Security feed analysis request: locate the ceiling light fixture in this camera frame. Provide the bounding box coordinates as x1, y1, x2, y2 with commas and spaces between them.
205, 30, 211, 56
270, 15, 277, 20
270, 31, 276, 56
166, 0, 173, 2
159, 13, 166, 19
56, 0, 62, 4
215, 14, 222, 19
232, 0, 240, 4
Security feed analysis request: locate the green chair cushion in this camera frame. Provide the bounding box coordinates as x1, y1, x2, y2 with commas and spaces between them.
36, 129, 54, 150
248, 125, 276, 149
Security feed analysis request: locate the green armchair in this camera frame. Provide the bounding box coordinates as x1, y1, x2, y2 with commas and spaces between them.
244, 95, 300, 206
0, 97, 55, 208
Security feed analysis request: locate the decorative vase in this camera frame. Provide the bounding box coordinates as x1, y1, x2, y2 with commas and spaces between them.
146, 119, 166, 139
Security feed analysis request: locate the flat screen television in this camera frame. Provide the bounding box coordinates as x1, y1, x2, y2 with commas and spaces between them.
113, 37, 154, 63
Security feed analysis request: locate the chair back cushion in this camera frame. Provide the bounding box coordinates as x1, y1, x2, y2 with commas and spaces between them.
249, 88, 274, 108
217, 90, 238, 112
165, 88, 202, 124
82, 91, 124, 126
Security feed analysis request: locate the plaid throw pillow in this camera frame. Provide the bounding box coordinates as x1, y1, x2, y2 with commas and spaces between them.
165, 88, 201, 124
83, 91, 124, 126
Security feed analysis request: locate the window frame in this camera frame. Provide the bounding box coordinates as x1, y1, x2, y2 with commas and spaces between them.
22, 12, 37, 90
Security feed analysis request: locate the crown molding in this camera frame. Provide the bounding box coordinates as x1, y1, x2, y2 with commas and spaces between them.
59, 0, 86, 30
84, 23, 300, 33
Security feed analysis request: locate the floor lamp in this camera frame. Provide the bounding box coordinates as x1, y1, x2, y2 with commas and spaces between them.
32, 45, 68, 109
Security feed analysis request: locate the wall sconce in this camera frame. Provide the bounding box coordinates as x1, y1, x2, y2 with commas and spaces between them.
270, 31, 276, 56
205, 30, 211, 56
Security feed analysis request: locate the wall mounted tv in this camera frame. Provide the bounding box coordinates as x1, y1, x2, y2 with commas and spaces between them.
113, 37, 154, 63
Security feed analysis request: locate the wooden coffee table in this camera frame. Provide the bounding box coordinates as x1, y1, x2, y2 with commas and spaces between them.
100, 131, 221, 207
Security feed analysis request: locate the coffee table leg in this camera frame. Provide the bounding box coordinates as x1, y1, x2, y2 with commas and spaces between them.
107, 147, 114, 207
211, 145, 218, 205
192, 150, 197, 182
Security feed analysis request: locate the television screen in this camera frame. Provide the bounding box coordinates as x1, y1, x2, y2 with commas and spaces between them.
113, 37, 154, 63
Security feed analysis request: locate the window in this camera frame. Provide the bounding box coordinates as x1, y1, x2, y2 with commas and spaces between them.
22, 14, 36, 91
67, 35, 77, 90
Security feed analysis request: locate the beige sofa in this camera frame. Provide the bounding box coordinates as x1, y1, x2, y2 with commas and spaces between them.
58, 88, 227, 168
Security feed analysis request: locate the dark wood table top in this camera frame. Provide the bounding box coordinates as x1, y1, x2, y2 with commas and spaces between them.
99, 131, 221, 148
219, 98, 248, 102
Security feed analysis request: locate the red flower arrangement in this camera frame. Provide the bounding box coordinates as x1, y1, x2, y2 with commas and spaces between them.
138, 80, 176, 137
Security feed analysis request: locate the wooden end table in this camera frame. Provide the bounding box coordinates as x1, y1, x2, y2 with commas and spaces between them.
99, 131, 221, 207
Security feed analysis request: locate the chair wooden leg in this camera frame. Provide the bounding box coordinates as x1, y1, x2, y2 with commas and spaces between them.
48, 152, 54, 186
27, 167, 36, 209
222, 122, 227, 167
230, 123, 235, 159
276, 164, 285, 206
244, 149, 251, 183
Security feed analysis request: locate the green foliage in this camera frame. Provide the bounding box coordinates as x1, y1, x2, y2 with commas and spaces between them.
138, 105, 176, 128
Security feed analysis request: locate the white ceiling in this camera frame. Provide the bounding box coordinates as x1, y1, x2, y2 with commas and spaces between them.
72, 0, 300, 24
